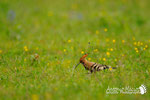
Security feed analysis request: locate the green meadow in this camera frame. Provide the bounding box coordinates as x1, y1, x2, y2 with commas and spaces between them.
0, 0, 150, 100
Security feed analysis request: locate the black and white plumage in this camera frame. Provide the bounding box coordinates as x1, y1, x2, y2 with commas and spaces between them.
75, 54, 116, 73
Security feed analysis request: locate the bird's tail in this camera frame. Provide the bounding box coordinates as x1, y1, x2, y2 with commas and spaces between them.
108, 66, 117, 70
111, 67, 117, 69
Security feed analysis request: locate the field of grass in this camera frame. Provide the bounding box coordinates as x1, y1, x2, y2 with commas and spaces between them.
0, 0, 150, 100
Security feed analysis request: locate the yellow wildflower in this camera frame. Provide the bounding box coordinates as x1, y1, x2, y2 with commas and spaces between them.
81, 51, 84, 54
110, 48, 113, 51
103, 58, 106, 61
109, 67, 112, 71
112, 39, 116, 43
32, 94, 39, 100
88, 58, 91, 61
67, 60, 71, 64
145, 45, 148, 48
143, 48, 146, 50
106, 38, 109, 42
67, 39, 71, 43
97, 40, 100, 44
24, 46, 28, 52
137, 41, 140, 46
47, 63, 50, 66
133, 42, 137, 46
24, 46, 27, 49
136, 50, 139, 53
54, 87, 58, 91
94, 49, 98, 52
0, 50, 2, 54
96, 30, 99, 34
132, 37, 135, 40
36, 47, 39, 50
71, 46, 74, 50
134, 48, 138, 51
122, 54, 125, 57
104, 28, 108, 32
24, 58, 27, 62
140, 42, 143, 46
63, 49, 66, 52
15, 67, 17, 70
106, 52, 110, 56
115, 59, 117, 62
122, 40, 125, 43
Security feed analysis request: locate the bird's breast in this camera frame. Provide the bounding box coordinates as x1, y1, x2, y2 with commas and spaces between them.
83, 63, 89, 70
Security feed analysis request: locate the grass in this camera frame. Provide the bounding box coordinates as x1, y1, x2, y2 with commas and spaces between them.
0, 0, 150, 100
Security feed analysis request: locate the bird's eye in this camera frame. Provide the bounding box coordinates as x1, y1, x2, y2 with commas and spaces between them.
81, 61, 84, 64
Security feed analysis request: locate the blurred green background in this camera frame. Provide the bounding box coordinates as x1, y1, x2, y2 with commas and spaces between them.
0, 0, 150, 100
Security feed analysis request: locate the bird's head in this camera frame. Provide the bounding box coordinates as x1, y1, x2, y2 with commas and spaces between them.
80, 54, 88, 64
74, 54, 88, 69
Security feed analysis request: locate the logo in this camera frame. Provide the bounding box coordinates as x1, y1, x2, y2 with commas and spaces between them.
106, 84, 147, 95
139, 84, 146, 95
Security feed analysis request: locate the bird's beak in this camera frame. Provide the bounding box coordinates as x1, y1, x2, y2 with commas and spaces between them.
74, 62, 80, 69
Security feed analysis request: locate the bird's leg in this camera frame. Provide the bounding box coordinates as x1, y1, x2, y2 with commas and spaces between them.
86, 71, 92, 74
90, 70, 93, 74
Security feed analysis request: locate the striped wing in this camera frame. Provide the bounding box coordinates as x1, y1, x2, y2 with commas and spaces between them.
91, 63, 109, 72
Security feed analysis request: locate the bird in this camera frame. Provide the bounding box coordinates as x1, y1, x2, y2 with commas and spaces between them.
74, 54, 116, 73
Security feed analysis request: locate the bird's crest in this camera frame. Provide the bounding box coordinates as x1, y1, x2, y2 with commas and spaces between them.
74, 54, 89, 69
80, 54, 88, 61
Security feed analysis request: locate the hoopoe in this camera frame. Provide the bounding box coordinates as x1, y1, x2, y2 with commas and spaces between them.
75, 54, 116, 73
